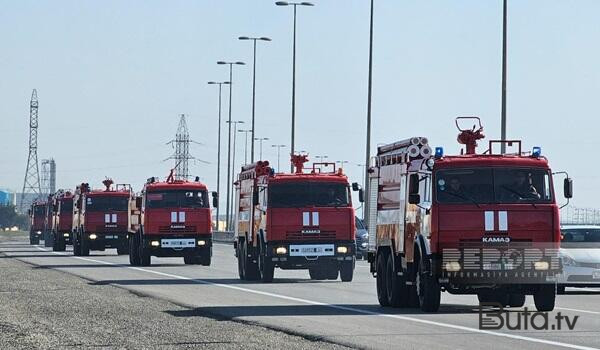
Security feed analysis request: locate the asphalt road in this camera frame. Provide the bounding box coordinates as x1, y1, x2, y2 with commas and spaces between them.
2, 235, 600, 350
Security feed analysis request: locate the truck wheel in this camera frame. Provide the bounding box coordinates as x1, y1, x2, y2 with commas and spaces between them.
80, 236, 90, 256
128, 235, 141, 266
416, 257, 441, 312
508, 293, 526, 308
29, 231, 39, 245
326, 266, 339, 280
44, 231, 53, 247
116, 245, 128, 255
237, 241, 246, 280
198, 251, 211, 266
376, 253, 390, 306
386, 254, 408, 307
340, 260, 354, 282
183, 256, 195, 265
73, 232, 82, 256
533, 284, 556, 312
308, 267, 326, 280
259, 251, 274, 283
139, 243, 151, 266
243, 241, 259, 280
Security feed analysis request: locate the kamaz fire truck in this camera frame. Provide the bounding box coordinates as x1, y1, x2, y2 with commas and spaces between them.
128, 171, 217, 266
28, 201, 47, 245
72, 179, 134, 256
49, 190, 74, 252
364, 117, 572, 312
234, 156, 356, 283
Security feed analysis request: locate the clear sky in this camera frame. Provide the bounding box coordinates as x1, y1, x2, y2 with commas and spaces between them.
1, 0, 598, 209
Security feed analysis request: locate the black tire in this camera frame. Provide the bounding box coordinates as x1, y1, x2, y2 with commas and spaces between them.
386, 254, 408, 307
128, 235, 141, 266
308, 267, 326, 280
53, 233, 66, 252
198, 251, 211, 266
237, 241, 246, 280
259, 249, 274, 283
416, 257, 441, 312
73, 232, 82, 256
376, 252, 390, 306
183, 256, 195, 265
140, 246, 151, 266
340, 260, 354, 282
44, 231, 53, 247
80, 235, 90, 256
534, 284, 556, 312
508, 293, 526, 307
557, 285, 566, 295
243, 241, 259, 280
29, 231, 39, 245
326, 266, 339, 280
116, 245, 128, 255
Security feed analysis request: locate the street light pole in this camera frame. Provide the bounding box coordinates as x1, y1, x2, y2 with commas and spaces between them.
239, 36, 271, 163
364, 0, 374, 225
227, 120, 244, 230
217, 61, 245, 231
501, 0, 508, 154
238, 129, 251, 165
275, 1, 314, 172
271, 144, 286, 171
207, 81, 230, 229
254, 137, 269, 160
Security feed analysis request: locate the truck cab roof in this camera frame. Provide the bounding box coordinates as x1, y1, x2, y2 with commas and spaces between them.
434, 154, 550, 169
146, 180, 207, 192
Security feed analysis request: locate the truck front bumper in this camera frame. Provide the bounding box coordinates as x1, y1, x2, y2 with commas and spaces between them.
142, 234, 212, 258
265, 241, 355, 270
87, 232, 128, 250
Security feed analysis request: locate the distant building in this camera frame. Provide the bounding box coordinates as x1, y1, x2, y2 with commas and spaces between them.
0, 189, 16, 206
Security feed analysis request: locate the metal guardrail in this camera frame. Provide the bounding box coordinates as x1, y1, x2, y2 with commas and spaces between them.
213, 231, 235, 244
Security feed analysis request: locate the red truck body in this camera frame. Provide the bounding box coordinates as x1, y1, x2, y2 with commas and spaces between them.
72, 181, 134, 256
128, 176, 215, 266
234, 158, 356, 282
367, 119, 571, 312
49, 191, 74, 251
28, 201, 47, 245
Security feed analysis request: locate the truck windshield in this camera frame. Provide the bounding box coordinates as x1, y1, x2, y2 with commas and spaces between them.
269, 182, 349, 208
561, 228, 600, 243
145, 190, 208, 209
435, 168, 552, 204
85, 196, 129, 211
34, 206, 46, 216
60, 200, 73, 213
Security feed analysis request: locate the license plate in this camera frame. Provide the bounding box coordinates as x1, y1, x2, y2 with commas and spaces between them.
483, 262, 514, 271
289, 244, 334, 257
593, 271, 600, 279
161, 239, 195, 248
105, 235, 117, 239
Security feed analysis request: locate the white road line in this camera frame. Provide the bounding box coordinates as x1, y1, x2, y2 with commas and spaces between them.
32, 246, 598, 350
556, 307, 600, 316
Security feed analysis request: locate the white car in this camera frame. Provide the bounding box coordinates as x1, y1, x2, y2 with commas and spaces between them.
558, 225, 600, 293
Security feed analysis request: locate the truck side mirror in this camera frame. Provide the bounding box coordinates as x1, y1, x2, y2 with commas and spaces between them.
212, 192, 219, 208
27, 209, 31, 216
358, 189, 365, 203
253, 190, 259, 206
352, 182, 360, 191
564, 178, 573, 199
135, 197, 143, 208
408, 173, 421, 204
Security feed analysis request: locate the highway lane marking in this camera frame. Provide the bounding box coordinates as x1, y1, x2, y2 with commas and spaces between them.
556, 307, 600, 316
31, 246, 598, 350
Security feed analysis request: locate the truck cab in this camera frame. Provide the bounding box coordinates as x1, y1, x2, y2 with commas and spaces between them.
128, 174, 216, 266
29, 201, 47, 245
366, 118, 572, 312
235, 156, 356, 283
72, 180, 134, 256
50, 190, 74, 251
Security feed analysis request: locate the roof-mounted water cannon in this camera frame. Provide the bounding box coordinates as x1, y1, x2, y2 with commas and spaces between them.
291, 154, 309, 174
456, 117, 485, 155
102, 178, 114, 192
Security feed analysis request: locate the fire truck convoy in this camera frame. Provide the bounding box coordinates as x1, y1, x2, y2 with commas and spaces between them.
128, 171, 217, 266
49, 190, 74, 251
364, 118, 572, 312
28, 201, 47, 245
72, 179, 134, 256
234, 157, 356, 282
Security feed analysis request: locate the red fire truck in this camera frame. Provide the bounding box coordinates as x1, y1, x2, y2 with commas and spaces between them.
28, 201, 47, 245
234, 156, 356, 283
49, 190, 74, 252
364, 118, 572, 312
72, 179, 134, 256
128, 172, 217, 266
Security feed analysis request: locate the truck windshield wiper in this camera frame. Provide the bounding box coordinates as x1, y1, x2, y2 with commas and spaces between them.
443, 191, 481, 208
500, 185, 538, 208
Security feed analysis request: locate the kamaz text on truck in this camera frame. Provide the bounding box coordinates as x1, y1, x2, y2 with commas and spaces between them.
364, 117, 573, 312
72, 179, 135, 256
234, 156, 356, 283
128, 171, 217, 266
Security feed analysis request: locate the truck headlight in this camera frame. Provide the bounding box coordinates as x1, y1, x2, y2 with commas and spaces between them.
276, 247, 287, 255
36, 231, 42, 234
63, 233, 70, 237
89, 234, 97, 240
444, 261, 461, 272
337, 246, 348, 254
151, 240, 160, 247
534, 261, 549, 270
197, 240, 206, 246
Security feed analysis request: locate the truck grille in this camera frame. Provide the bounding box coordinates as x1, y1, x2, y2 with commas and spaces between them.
158, 225, 197, 234
285, 231, 337, 241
